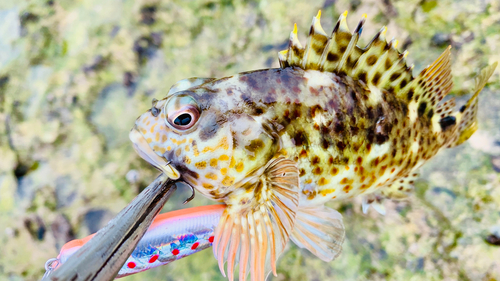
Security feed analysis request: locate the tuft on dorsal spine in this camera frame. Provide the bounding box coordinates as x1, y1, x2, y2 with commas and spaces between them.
279, 11, 414, 97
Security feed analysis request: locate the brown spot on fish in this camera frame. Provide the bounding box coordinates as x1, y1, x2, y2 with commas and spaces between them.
292, 131, 307, 146
299, 149, 308, 158
330, 167, 339, 176
343, 185, 352, 193
418, 102, 427, 117
439, 116, 456, 131
175, 147, 182, 157
312, 167, 322, 175
367, 55, 378, 66
245, 139, 265, 154
311, 156, 320, 165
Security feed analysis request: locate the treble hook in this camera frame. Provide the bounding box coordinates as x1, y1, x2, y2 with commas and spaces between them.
183, 183, 196, 204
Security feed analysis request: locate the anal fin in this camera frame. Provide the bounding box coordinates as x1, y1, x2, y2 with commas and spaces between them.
290, 205, 345, 262
214, 157, 300, 281
361, 194, 386, 215
380, 172, 419, 200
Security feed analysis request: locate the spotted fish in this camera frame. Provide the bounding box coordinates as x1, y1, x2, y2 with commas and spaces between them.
129, 11, 497, 281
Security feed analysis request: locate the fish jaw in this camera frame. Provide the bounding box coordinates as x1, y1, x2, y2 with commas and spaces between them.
129, 127, 180, 179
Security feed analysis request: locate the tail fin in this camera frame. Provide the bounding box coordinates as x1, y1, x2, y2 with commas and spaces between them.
450, 62, 497, 147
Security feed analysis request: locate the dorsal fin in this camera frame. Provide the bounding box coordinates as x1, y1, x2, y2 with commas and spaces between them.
450, 62, 497, 146
279, 11, 414, 97
278, 11, 461, 121
399, 46, 453, 119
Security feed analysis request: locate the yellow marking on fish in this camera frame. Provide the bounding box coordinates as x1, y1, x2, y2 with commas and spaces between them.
235, 162, 244, 173
155, 132, 160, 142
160, 113, 165, 119
150, 123, 157, 133
229, 156, 236, 168
175, 148, 182, 157
195, 161, 207, 169
162, 135, 167, 142
184, 156, 191, 164
340, 177, 354, 185
141, 128, 147, 135
343, 185, 352, 193
158, 147, 166, 154
210, 159, 218, 168
205, 172, 218, 180
317, 177, 330, 186
166, 146, 171, 151
219, 154, 229, 161
220, 168, 227, 175
305, 179, 312, 184
185, 146, 190, 152
222, 175, 234, 186
146, 138, 152, 144
170, 138, 187, 145
193, 144, 200, 157
202, 183, 214, 189
202, 137, 230, 153
320, 188, 335, 196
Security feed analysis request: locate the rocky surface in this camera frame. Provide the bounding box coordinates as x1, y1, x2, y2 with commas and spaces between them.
0, 0, 498, 280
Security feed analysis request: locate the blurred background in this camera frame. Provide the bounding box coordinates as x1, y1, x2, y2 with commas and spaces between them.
0, 0, 499, 280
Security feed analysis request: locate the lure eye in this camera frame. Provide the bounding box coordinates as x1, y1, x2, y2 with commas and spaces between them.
164, 94, 200, 131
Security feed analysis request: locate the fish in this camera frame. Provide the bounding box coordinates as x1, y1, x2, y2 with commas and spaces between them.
50, 205, 226, 278
128, 10, 497, 281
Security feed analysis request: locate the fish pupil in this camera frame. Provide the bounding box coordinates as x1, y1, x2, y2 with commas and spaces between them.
174, 113, 192, 126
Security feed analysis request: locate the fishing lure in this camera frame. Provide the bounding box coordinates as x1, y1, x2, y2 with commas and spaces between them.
47, 205, 225, 278
64, 11, 497, 281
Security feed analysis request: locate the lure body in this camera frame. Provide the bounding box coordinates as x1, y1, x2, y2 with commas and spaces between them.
55, 205, 224, 278
127, 11, 496, 281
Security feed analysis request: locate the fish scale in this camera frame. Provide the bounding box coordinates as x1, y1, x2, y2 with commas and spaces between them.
126, 10, 496, 281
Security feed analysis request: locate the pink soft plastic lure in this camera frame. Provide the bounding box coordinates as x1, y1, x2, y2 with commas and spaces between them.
49, 205, 225, 278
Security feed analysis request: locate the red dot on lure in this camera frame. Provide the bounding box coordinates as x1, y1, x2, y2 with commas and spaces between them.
208, 236, 214, 243
127, 262, 136, 269
172, 249, 180, 255
191, 242, 199, 250
148, 254, 159, 263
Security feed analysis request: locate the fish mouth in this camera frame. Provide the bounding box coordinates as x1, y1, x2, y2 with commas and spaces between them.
129, 127, 180, 180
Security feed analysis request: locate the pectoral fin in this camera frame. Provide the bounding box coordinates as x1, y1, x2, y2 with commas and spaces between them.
290, 205, 345, 262
213, 157, 300, 281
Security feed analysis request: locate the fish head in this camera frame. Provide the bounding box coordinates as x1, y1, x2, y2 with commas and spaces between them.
130, 83, 279, 201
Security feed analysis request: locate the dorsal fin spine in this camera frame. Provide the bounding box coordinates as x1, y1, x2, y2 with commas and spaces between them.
337, 14, 366, 73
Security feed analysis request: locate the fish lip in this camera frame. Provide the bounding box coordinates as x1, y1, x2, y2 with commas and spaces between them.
129, 126, 180, 180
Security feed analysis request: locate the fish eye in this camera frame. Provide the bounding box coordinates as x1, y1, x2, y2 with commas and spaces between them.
164, 94, 200, 131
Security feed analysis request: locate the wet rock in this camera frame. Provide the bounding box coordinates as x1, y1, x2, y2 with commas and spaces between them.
491, 156, 500, 173
51, 214, 75, 246
24, 215, 46, 241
